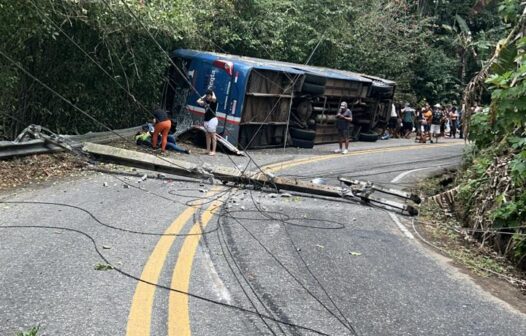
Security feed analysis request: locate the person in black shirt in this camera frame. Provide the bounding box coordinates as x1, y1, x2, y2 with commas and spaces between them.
151, 107, 172, 152
197, 89, 218, 155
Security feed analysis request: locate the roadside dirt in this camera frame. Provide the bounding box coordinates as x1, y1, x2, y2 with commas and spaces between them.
0, 152, 87, 192
414, 174, 526, 314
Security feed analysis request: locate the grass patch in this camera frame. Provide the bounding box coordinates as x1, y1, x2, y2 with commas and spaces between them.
16, 326, 40, 336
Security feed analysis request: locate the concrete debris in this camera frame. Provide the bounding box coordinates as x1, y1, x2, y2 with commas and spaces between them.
269, 193, 278, 198
102, 245, 112, 250
311, 178, 327, 185
157, 173, 166, 179
199, 188, 207, 193
103, 182, 108, 187
140, 174, 147, 181
280, 193, 292, 198
123, 184, 129, 189
240, 206, 246, 210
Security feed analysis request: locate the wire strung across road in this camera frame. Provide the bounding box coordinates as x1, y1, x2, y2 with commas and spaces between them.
1, 3, 443, 334
0, 165, 366, 335
106, 0, 328, 183
0, 50, 204, 177
0, 185, 363, 335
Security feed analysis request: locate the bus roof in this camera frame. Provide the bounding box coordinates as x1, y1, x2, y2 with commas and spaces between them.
172, 49, 394, 86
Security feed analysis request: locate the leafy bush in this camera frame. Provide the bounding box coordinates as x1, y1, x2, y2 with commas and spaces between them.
0, 0, 507, 139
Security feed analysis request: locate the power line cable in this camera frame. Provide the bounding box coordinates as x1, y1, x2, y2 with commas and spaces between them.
29, 0, 152, 115
0, 49, 210, 176
246, 188, 360, 335
0, 224, 333, 336
219, 194, 360, 335
213, 190, 288, 336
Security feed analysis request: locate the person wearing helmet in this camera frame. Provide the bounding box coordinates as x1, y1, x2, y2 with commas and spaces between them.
334, 101, 353, 154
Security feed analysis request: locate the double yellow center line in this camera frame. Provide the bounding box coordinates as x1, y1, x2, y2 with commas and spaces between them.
126, 188, 224, 336
126, 141, 464, 335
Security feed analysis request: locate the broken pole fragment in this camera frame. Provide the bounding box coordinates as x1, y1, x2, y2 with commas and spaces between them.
82, 143, 344, 197
82, 143, 419, 216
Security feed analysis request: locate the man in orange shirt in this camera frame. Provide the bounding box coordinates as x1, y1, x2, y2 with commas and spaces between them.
423, 107, 433, 143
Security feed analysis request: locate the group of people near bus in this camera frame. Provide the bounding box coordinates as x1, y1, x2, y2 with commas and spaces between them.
135, 89, 218, 155
138, 88, 467, 155
390, 102, 464, 143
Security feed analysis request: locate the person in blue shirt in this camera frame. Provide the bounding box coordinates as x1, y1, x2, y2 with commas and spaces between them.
135, 123, 190, 154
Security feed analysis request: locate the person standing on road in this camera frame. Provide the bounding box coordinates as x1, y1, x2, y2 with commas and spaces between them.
334, 101, 353, 154
430, 104, 444, 143
414, 107, 424, 142
151, 107, 172, 153
422, 106, 433, 143
197, 89, 218, 156
449, 106, 459, 138
401, 102, 415, 139
458, 107, 464, 139
388, 104, 400, 138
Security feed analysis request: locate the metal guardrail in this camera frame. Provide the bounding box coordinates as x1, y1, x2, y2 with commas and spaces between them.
0, 126, 140, 160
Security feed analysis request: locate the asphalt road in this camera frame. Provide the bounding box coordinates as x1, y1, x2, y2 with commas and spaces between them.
1, 138, 525, 336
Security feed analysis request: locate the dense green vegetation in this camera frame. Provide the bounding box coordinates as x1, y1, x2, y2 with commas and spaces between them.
0, 0, 509, 139
457, 0, 526, 269
0, 0, 524, 269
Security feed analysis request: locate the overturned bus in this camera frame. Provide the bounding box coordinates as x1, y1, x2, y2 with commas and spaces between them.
162, 49, 395, 149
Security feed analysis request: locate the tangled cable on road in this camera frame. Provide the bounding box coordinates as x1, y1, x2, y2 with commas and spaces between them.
0, 174, 363, 335
0, 223, 333, 336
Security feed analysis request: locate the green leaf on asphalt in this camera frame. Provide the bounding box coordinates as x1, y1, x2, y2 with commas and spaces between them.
94, 263, 113, 271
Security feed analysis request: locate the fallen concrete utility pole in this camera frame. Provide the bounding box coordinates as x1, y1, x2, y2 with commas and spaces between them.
83, 143, 420, 215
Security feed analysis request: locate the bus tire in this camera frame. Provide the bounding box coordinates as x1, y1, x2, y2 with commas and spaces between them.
289, 127, 316, 141
358, 132, 379, 142
301, 83, 325, 95
291, 137, 315, 149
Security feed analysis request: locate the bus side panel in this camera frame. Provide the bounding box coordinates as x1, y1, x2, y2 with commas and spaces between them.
221, 65, 249, 146
183, 59, 249, 147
